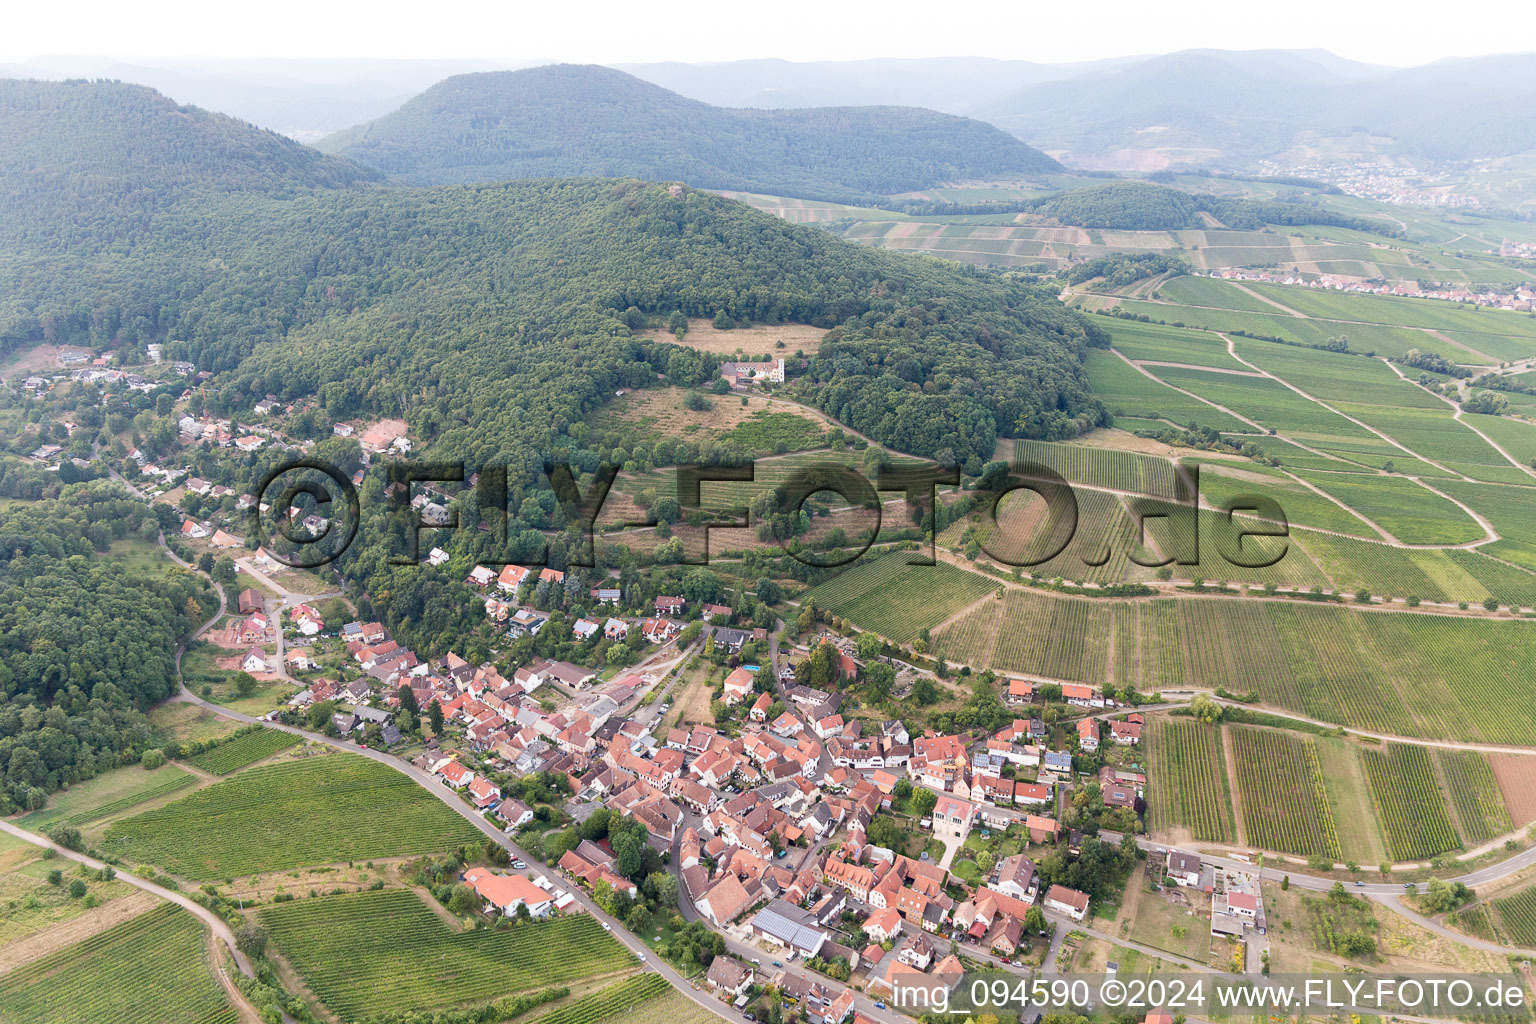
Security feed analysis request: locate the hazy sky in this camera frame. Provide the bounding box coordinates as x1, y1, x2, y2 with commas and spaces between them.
4, 0, 1526, 67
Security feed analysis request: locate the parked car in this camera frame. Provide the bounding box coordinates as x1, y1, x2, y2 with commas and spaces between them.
602, 922, 611, 931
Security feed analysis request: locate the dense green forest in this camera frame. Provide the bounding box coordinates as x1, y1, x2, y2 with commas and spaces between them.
0, 78, 376, 247
316, 64, 1061, 202
0, 79, 1108, 661
1041, 181, 1201, 230
1037, 180, 1395, 236
0, 81, 1104, 471
0, 482, 216, 812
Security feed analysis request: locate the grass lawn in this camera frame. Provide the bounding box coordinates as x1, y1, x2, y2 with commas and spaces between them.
1119, 888, 1212, 962
0, 836, 149, 949
148, 702, 242, 746
1109, 944, 1190, 975
234, 571, 275, 598
950, 858, 981, 882
207, 677, 299, 717
1314, 736, 1389, 866
104, 536, 172, 576
180, 644, 298, 716
18, 763, 197, 833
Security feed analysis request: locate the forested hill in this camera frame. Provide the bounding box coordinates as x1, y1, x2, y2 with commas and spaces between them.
316, 63, 1061, 201
217, 179, 1106, 470
0, 484, 216, 812
2, 80, 1105, 468
0, 78, 377, 247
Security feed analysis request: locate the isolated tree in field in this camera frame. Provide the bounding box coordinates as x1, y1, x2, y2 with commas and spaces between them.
68, 879, 87, 899
140, 748, 166, 770
234, 672, 257, 698
235, 923, 267, 959
47, 825, 84, 852
1190, 693, 1224, 724
910, 678, 940, 706
447, 884, 479, 916
863, 663, 895, 702
806, 642, 837, 687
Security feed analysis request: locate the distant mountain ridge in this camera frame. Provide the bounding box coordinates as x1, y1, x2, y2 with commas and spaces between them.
977, 49, 1536, 168
0, 77, 1102, 468
316, 63, 1061, 200
0, 77, 376, 247
11, 51, 1535, 174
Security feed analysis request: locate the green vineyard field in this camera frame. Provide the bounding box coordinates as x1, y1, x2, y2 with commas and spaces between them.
1228, 727, 1339, 858
261, 888, 634, 1021
805, 551, 996, 644
1494, 887, 1536, 948
531, 974, 670, 1024
103, 753, 482, 878
1148, 718, 1235, 842
1435, 749, 1513, 846
1361, 745, 1461, 861
0, 904, 238, 1024
186, 726, 301, 775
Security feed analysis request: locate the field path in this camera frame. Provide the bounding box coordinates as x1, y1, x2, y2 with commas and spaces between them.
1223, 336, 1469, 481
930, 588, 999, 638
0, 818, 273, 1022
1228, 281, 1306, 317
1421, 327, 1497, 363
1373, 893, 1536, 957
1116, 347, 1410, 542
1381, 356, 1536, 484
0, 889, 159, 975
1132, 360, 1267, 377
1220, 727, 1249, 846
1112, 348, 1268, 433
1135, 291, 1525, 361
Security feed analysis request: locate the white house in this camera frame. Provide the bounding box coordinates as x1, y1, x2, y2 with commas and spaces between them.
463, 868, 554, 919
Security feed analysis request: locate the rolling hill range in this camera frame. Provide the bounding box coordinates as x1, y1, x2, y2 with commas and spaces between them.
0, 77, 378, 247
979, 49, 1536, 169
315, 63, 1062, 200
0, 78, 1100, 469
